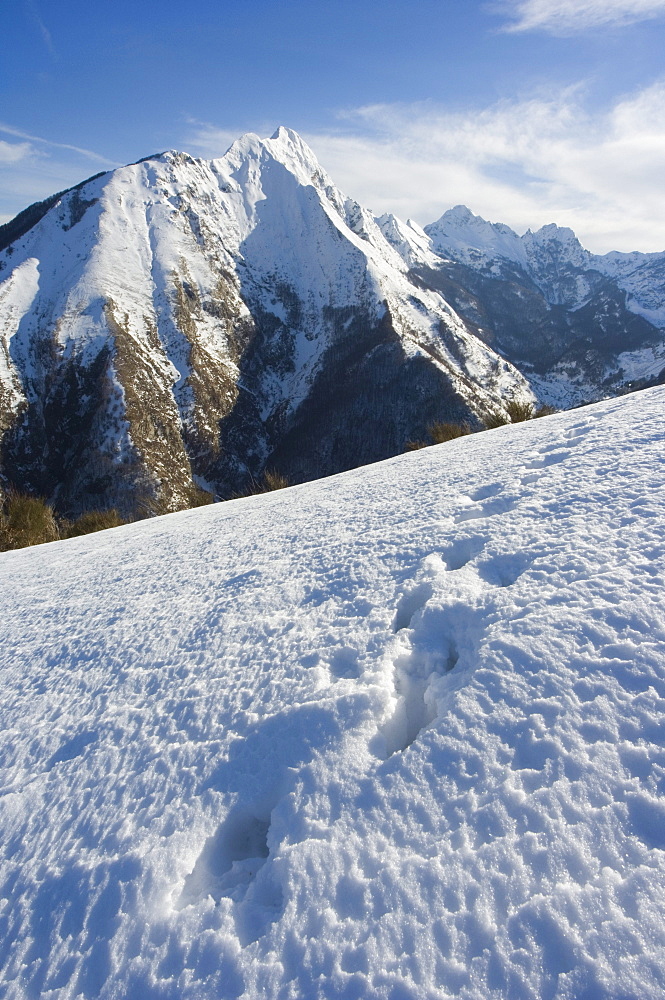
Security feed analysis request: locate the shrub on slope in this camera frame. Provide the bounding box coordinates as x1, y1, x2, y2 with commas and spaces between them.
0, 492, 130, 550
485, 400, 559, 428
0, 492, 59, 550
407, 401, 559, 450
406, 420, 472, 450
428, 420, 473, 444
63, 509, 125, 538
230, 469, 290, 499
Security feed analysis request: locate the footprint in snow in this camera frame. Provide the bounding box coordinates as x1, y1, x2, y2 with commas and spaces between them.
524, 449, 571, 470
440, 535, 486, 571
476, 551, 531, 588
178, 804, 283, 944
454, 495, 518, 524
468, 482, 504, 502
564, 424, 588, 443
393, 582, 434, 632
537, 440, 570, 454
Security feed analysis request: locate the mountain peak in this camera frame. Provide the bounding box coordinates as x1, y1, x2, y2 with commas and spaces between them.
425, 206, 525, 267
447, 204, 475, 221
215, 127, 327, 195
532, 221, 579, 244
270, 125, 302, 143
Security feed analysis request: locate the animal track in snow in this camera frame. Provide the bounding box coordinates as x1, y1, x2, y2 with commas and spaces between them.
440, 535, 486, 571
180, 703, 344, 944
468, 483, 503, 502
379, 529, 530, 759
538, 440, 569, 454
379, 550, 498, 758
179, 807, 270, 906
476, 552, 531, 588
393, 583, 434, 631
380, 631, 459, 758
564, 423, 589, 443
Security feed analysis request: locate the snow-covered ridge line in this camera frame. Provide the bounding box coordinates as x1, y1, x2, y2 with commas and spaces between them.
1, 126, 663, 519
1, 386, 664, 999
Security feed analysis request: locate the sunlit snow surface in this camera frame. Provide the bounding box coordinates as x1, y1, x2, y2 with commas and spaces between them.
2, 389, 665, 999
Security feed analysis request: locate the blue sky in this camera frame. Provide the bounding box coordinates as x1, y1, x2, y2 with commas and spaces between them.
2, 0, 665, 251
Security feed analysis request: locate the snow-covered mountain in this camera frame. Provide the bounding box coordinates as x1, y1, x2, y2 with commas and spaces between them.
0, 129, 528, 516
421, 206, 665, 406
3, 129, 664, 514
2, 386, 665, 999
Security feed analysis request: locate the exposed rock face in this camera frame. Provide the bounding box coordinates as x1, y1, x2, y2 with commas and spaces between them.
0, 131, 530, 515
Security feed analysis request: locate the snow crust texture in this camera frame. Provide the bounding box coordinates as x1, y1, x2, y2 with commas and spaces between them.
1, 387, 665, 999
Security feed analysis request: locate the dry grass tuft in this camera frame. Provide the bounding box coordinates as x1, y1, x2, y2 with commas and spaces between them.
0, 492, 59, 551
428, 420, 472, 444
63, 509, 125, 538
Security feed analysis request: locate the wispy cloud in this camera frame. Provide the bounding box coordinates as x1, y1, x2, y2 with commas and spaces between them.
183, 117, 269, 159
495, 0, 665, 34
0, 140, 33, 164
0, 126, 121, 223
0, 124, 119, 167
24, 0, 56, 57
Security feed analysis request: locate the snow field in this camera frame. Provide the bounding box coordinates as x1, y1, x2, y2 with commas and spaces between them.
1, 388, 665, 998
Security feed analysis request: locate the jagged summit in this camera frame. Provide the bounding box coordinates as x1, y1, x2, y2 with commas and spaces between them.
426, 203, 665, 317
419, 203, 665, 407
218, 126, 324, 178
427, 205, 610, 276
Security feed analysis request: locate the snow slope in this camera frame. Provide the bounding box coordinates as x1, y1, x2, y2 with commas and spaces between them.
1, 387, 665, 999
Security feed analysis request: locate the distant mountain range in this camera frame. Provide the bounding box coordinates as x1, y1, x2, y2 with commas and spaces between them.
0, 128, 663, 516
421, 206, 665, 406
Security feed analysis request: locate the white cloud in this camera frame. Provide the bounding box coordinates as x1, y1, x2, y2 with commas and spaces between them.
0, 140, 33, 164
0, 126, 121, 224
496, 0, 665, 34
24, 0, 56, 57
0, 124, 119, 167
306, 84, 665, 254
183, 118, 271, 159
